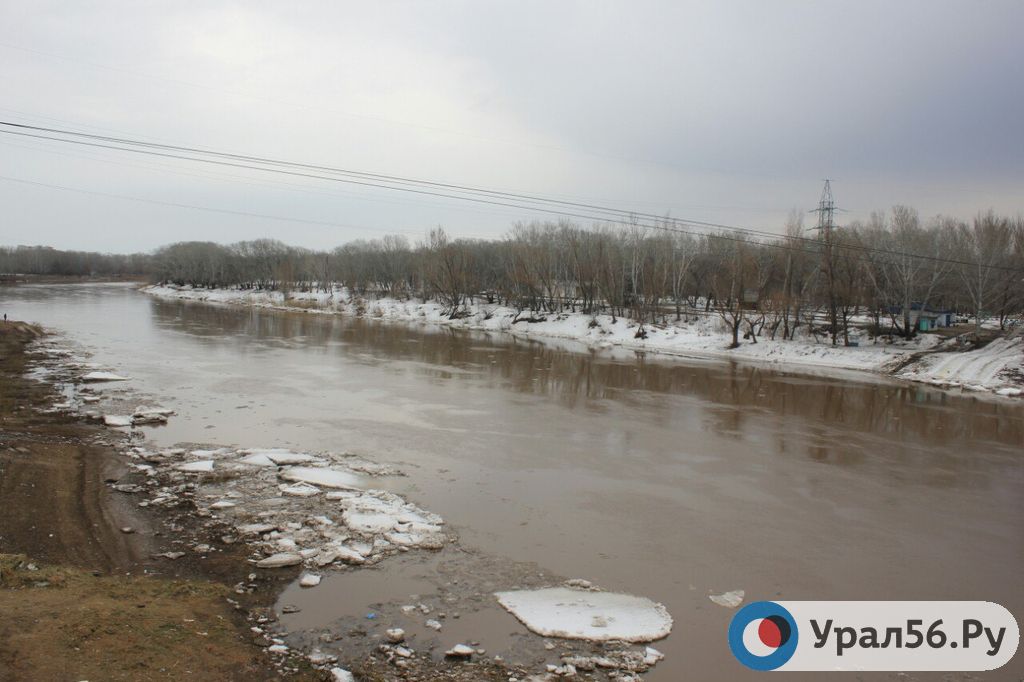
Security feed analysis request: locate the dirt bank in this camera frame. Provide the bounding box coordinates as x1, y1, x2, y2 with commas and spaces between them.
0, 321, 312, 681
0, 320, 518, 681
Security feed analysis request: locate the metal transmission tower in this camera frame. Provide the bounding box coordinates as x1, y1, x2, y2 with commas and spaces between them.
810, 180, 841, 345
811, 179, 836, 238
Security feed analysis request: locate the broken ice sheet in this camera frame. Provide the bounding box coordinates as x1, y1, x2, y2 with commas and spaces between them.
708, 589, 744, 608
238, 448, 320, 465
494, 587, 672, 642
279, 466, 361, 490
176, 460, 215, 473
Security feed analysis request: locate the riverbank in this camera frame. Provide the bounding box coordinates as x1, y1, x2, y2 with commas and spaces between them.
143, 284, 1024, 398
0, 321, 314, 681
1, 318, 662, 681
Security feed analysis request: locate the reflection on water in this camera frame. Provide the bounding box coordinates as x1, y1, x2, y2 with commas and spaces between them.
149, 296, 1024, 463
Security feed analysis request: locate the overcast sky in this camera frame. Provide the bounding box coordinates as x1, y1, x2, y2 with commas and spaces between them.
1, 1, 1022, 253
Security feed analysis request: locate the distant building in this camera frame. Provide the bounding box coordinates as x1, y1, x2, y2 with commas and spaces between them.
894, 303, 955, 331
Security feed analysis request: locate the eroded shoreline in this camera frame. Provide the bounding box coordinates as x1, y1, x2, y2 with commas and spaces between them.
2, 320, 680, 681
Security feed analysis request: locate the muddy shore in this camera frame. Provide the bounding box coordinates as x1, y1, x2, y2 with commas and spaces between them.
0, 320, 522, 681
0, 320, 309, 680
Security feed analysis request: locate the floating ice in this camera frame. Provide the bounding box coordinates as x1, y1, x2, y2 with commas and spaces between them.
299, 573, 322, 587
279, 466, 361, 490
495, 587, 673, 642
82, 371, 129, 382
709, 589, 745, 608
177, 460, 215, 473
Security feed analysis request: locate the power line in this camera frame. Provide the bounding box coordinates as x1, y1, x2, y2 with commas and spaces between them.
0, 120, 1018, 273
0, 175, 427, 238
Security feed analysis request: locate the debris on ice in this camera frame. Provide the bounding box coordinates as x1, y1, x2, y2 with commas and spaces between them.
494, 587, 673, 642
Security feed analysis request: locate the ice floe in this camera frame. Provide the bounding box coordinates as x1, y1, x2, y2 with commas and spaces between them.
82, 371, 129, 382
494, 586, 673, 642
708, 589, 745, 608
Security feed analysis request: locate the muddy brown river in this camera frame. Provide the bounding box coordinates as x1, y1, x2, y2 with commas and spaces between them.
3, 283, 1021, 680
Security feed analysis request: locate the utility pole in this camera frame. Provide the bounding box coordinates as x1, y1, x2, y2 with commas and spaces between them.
811, 180, 839, 345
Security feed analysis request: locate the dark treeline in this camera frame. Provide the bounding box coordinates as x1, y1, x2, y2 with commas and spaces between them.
5, 207, 1023, 347
0, 245, 151, 278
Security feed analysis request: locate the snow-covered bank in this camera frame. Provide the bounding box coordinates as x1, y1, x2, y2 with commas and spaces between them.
143, 284, 1023, 397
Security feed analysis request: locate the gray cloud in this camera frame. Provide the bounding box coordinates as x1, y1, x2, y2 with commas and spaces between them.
1, 0, 1021, 252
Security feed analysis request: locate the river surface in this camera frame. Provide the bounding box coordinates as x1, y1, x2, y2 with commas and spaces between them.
2, 283, 1022, 680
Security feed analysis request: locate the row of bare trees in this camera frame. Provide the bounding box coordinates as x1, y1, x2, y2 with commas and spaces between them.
9, 207, 1020, 347
0, 245, 150, 278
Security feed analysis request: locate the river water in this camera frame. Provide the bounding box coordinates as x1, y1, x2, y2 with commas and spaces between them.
3, 283, 1021, 680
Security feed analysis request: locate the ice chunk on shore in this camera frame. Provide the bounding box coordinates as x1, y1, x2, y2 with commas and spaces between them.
103, 415, 132, 427
330, 669, 354, 682
279, 466, 361, 490
238, 453, 277, 467
256, 552, 303, 568
343, 510, 398, 534
495, 587, 672, 642
281, 483, 322, 497
82, 371, 129, 382
177, 460, 215, 473
240, 448, 319, 465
